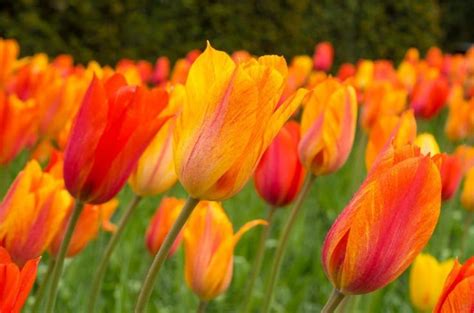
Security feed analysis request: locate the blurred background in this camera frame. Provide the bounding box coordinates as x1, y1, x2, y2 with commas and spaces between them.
0, 0, 473, 66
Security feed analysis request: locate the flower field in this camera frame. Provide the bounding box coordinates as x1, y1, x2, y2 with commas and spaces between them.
0, 38, 474, 312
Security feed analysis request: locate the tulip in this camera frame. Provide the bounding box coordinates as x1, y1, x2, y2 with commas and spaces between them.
254, 121, 306, 207
174, 42, 307, 200
183, 201, 265, 301
322, 144, 441, 298
455, 145, 474, 173
0, 247, 39, 313
414, 133, 440, 156
0, 92, 38, 165
63, 73, 170, 204
405, 48, 420, 64
128, 85, 184, 196
365, 110, 417, 170
409, 253, 454, 312
299, 78, 357, 176
433, 257, 474, 313
151, 56, 170, 85
461, 168, 474, 211
0, 38, 19, 86
145, 197, 185, 256
432, 153, 463, 201
0, 161, 70, 266
313, 42, 334, 71
49, 199, 118, 258
397, 61, 417, 92
337, 63, 356, 81
411, 77, 449, 119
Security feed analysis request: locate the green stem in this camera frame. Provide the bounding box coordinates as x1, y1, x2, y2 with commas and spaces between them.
461, 211, 473, 258
242, 206, 277, 313
196, 300, 208, 313
322, 289, 345, 313
88, 194, 142, 312
44, 200, 84, 313
262, 174, 316, 312
31, 257, 56, 313
134, 197, 200, 313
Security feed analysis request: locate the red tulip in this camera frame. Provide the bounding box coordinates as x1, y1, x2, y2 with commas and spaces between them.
411, 77, 449, 119
63, 73, 170, 204
313, 42, 334, 72
254, 121, 306, 207
432, 153, 463, 201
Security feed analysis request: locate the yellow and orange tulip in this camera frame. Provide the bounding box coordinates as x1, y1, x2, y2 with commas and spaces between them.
299, 78, 357, 176
174, 42, 307, 200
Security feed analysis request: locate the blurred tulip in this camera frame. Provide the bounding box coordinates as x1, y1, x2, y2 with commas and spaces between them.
128, 85, 184, 196
461, 168, 474, 211
404, 48, 420, 64
152, 56, 170, 85
355, 60, 374, 91
254, 121, 305, 207
411, 77, 449, 119
409, 253, 454, 311
299, 78, 357, 176
426, 47, 444, 70
279, 56, 312, 103
174, 42, 307, 200
455, 145, 474, 172
0, 92, 38, 165
49, 199, 118, 258
414, 133, 440, 156
433, 257, 474, 313
231, 50, 252, 63
337, 63, 356, 81
0, 247, 39, 313
432, 153, 463, 201
0, 161, 70, 266
171, 59, 191, 85
145, 197, 185, 257
361, 81, 407, 130
365, 110, 417, 170
397, 61, 417, 92
0, 38, 19, 86
183, 201, 265, 300
322, 144, 441, 295
313, 42, 334, 71
63, 73, 170, 204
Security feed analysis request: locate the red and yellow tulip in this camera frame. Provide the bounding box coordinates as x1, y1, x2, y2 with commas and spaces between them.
322, 144, 441, 295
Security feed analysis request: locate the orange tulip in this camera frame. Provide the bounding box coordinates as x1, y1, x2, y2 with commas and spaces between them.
128, 85, 184, 196
433, 257, 474, 313
0, 38, 19, 86
313, 42, 334, 72
0, 161, 70, 266
0, 247, 39, 313
254, 121, 305, 207
183, 201, 265, 300
337, 63, 356, 81
0, 92, 38, 165
404, 48, 420, 64
299, 78, 357, 176
432, 153, 463, 201
365, 110, 417, 170
63, 73, 170, 204
49, 199, 118, 258
455, 145, 474, 173
322, 144, 441, 295
461, 168, 474, 211
411, 76, 449, 119
279, 56, 312, 104
145, 197, 185, 257
174, 42, 307, 200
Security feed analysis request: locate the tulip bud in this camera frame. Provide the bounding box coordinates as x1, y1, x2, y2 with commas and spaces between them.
254, 121, 306, 207
183, 201, 265, 300
414, 133, 440, 156
433, 257, 474, 312
299, 78, 357, 176
174, 42, 307, 200
0, 161, 71, 266
145, 197, 185, 257
313, 42, 334, 72
322, 144, 441, 295
63, 74, 170, 204
0, 247, 39, 312
409, 253, 454, 311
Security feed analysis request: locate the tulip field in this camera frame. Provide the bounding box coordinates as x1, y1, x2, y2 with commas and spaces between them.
1, 37, 474, 313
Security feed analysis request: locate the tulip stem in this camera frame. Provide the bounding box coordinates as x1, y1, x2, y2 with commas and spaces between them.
134, 196, 200, 313
196, 300, 208, 313
321, 288, 345, 313
242, 206, 277, 313
88, 194, 142, 312
461, 211, 473, 258
44, 200, 84, 313
31, 256, 56, 313
262, 174, 316, 312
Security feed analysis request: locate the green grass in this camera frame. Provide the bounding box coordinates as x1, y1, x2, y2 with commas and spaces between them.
2, 108, 472, 312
